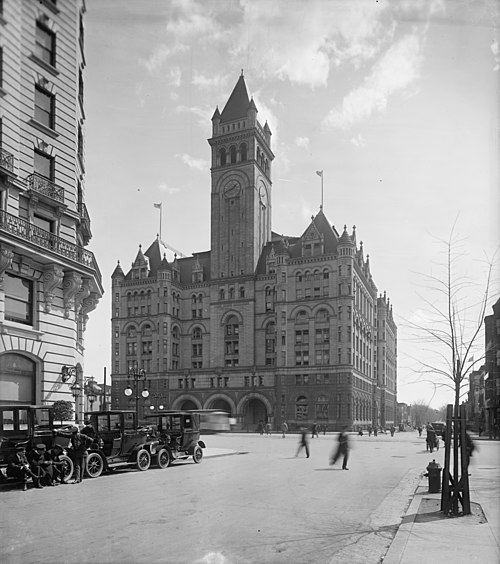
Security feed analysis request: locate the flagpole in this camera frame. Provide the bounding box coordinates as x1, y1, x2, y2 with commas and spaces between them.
321, 173, 324, 210
160, 203, 162, 241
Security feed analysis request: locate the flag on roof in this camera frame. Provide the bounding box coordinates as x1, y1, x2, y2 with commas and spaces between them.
316, 170, 323, 177
154, 203, 161, 209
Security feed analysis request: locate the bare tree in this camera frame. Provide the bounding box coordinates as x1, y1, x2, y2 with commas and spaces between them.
408, 228, 497, 414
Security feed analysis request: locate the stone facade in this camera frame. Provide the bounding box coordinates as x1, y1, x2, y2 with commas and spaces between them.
111, 74, 397, 431
0, 0, 103, 414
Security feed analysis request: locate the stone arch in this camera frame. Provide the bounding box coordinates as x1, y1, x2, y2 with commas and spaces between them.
220, 309, 243, 326
172, 394, 202, 410
237, 392, 273, 426
204, 393, 236, 414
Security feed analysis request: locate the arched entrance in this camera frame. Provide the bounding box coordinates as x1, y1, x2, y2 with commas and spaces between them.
208, 398, 232, 413
179, 399, 198, 411
242, 398, 268, 431
0, 354, 36, 405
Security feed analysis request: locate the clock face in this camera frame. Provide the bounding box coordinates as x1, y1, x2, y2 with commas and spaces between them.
223, 180, 241, 198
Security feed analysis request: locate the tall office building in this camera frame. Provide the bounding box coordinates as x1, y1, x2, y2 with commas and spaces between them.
111, 74, 396, 430
0, 0, 103, 414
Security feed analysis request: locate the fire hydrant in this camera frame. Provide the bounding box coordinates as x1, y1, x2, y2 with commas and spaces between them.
426, 459, 442, 493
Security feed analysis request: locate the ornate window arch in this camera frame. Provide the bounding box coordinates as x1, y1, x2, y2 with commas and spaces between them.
295, 395, 308, 420
0, 353, 37, 403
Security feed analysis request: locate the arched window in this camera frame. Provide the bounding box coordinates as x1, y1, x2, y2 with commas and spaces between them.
295, 396, 308, 420
265, 322, 276, 366
296, 310, 308, 323
239, 287, 245, 298
191, 294, 197, 305
127, 326, 136, 338
296, 272, 303, 283
315, 395, 329, 420
240, 143, 247, 162
192, 327, 202, 340
230, 145, 237, 164
316, 309, 329, 321
229, 287, 235, 299
220, 148, 227, 166
219, 289, 225, 300
0, 354, 36, 404
257, 147, 261, 161
323, 269, 330, 279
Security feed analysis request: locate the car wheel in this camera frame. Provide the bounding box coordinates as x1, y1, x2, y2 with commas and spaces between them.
157, 448, 170, 469
86, 452, 104, 478
137, 448, 151, 471
60, 454, 74, 482
193, 445, 203, 464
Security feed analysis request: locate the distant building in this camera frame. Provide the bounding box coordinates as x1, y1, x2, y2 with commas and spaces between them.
110, 74, 397, 431
484, 298, 500, 437
467, 369, 486, 433
0, 0, 103, 414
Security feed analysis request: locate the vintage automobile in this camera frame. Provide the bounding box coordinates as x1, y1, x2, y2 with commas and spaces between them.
0, 404, 74, 481
145, 410, 206, 468
83, 410, 159, 478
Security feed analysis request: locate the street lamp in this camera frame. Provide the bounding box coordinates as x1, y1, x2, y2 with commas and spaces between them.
124, 363, 149, 423
85, 377, 97, 412
70, 380, 82, 424
149, 392, 164, 412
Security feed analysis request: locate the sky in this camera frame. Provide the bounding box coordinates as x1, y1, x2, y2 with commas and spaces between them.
82, 0, 499, 409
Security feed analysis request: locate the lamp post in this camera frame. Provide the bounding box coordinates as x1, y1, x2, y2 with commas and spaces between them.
149, 393, 164, 413
124, 363, 149, 424
70, 380, 82, 424
85, 376, 97, 413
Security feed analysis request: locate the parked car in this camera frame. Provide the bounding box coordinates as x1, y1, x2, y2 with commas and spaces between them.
0, 404, 74, 481
145, 410, 206, 468
83, 410, 159, 478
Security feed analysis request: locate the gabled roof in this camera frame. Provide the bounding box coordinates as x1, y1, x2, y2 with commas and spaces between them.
220, 74, 252, 123
111, 261, 125, 279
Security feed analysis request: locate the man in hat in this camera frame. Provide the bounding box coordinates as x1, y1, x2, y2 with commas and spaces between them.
27, 443, 53, 487
70, 426, 92, 483
6, 445, 34, 491
47, 444, 67, 484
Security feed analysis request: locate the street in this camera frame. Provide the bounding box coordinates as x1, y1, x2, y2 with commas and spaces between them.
1, 431, 497, 564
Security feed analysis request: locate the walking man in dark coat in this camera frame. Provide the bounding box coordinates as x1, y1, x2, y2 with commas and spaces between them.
295, 427, 310, 458
330, 426, 350, 470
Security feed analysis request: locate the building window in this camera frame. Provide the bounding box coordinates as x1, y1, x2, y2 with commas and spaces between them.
265, 322, 276, 366
4, 273, 34, 326
224, 315, 239, 366
34, 85, 55, 129
316, 395, 329, 420
35, 21, 56, 66
34, 149, 54, 180
295, 396, 308, 420
0, 354, 36, 403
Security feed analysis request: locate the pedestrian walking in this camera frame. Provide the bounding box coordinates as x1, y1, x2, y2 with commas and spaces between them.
257, 420, 264, 435
265, 422, 272, 436
281, 420, 288, 438
368, 425, 372, 437
418, 426, 422, 437
311, 422, 318, 438
330, 426, 350, 470
390, 425, 395, 437
295, 427, 310, 458
373, 426, 378, 437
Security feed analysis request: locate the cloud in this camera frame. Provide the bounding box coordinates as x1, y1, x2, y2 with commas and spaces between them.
295, 137, 310, 149
350, 134, 366, 148
141, 44, 187, 74
169, 67, 182, 87
177, 153, 209, 171
158, 183, 181, 195
175, 104, 213, 127
323, 31, 424, 129
192, 72, 228, 90
491, 39, 500, 71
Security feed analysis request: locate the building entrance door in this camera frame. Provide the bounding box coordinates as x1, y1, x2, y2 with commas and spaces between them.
242, 398, 267, 432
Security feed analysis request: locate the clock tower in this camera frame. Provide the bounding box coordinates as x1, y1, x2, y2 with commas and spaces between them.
208, 73, 274, 279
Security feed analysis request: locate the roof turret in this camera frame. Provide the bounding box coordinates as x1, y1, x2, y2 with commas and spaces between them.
220, 73, 251, 123
111, 261, 125, 280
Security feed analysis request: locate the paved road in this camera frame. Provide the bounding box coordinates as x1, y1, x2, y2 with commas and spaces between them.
1, 432, 446, 563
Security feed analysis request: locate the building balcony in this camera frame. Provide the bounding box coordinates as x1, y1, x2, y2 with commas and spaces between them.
78, 202, 92, 243
26, 173, 64, 204
0, 147, 15, 176
0, 210, 101, 284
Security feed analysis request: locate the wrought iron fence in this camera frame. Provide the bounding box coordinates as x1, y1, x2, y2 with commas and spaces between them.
26, 173, 64, 203
0, 210, 100, 278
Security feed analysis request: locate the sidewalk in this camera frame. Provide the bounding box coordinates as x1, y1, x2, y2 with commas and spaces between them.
383, 440, 500, 564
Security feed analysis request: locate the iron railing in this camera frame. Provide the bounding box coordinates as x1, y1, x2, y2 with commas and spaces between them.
0, 147, 14, 172
0, 210, 100, 279
26, 173, 64, 203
